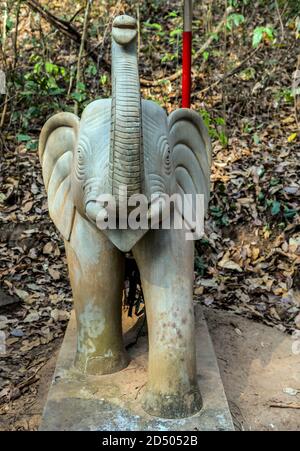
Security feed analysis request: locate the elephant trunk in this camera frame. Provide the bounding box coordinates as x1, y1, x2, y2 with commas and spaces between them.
109, 15, 143, 206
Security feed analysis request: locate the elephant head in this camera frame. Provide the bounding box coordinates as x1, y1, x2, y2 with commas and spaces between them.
39, 15, 211, 251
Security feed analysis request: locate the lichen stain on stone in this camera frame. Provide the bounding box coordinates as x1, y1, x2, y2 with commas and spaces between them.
78, 302, 105, 356
216, 413, 228, 430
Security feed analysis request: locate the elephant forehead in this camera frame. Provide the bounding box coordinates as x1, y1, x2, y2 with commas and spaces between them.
81, 98, 112, 122
141, 100, 170, 197
142, 100, 169, 158
75, 99, 112, 180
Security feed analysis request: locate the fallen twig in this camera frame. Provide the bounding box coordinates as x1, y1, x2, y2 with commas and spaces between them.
0, 92, 9, 129
270, 403, 300, 410
197, 47, 260, 96
74, 0, 93, 115
24, 0, 102, 65
274, 0, 285, 41
140, 7, 232, 87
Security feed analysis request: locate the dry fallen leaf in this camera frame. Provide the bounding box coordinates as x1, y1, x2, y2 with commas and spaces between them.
218, 257, 243, 272
0, 316, 8, 330
23, 312, 40, 323
48, 267, 61, 281
43, 242, 54, 255
14, 288, 29, 301
252, 247, 260, 261
20, 338, 41, 352
51, 309, 70, 322
21, 201, 33, 213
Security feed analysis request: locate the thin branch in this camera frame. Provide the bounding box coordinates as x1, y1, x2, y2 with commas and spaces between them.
74, 0, 93, 115
24, 0, 103, 66
294, 55, 300, 130
1, 1, 8, 69
194, 6, 233, 61
136, 0, 141, 56
274, 0, 285, 41
197, 46, 260, 96
2, 1, 7, 53
84, 0, 123, 67
270, 403, 300, 410
13, 0, 22, 69
140, 7, 232, 87
69, 7, 85, 23
0, 93, 8, 129
222, 0, 229, 147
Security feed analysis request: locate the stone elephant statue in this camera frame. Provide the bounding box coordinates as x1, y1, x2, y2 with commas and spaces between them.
39, 15, 212, 419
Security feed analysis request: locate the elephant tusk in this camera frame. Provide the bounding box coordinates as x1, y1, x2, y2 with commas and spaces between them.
147, 196, 166, 227
86, 202, 108, 223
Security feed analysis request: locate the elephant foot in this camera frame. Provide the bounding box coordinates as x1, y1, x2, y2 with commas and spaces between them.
75, 351, 130, 376
142, 386, 203, 419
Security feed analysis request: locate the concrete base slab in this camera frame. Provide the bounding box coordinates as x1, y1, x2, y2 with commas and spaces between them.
39, 305, 234, 431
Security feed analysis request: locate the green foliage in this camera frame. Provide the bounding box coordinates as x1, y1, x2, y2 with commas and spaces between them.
16, 134, 31, 143
279, 0, 300, 17
71, 82, 87, 104
8, 54, 71, 132
169, 27, 182, 45
165, 11, 178, 19
210, 206, 230, 227
100, 74, 108, 86
24, 57, 67, 97
203, 51, 210, 61
226, 14, 245, 31
252, 26, 275, 47
284, 206, 298, 219
161, 53, 177, 63
271, 200, 281, 216
194, 256, 207, 276
200, 110, 228, 148
6, 16, 14, 33
143, 21, 164, 37
85, 63, 97, 77
228, 0, 251, 7
16, 134, 37, 151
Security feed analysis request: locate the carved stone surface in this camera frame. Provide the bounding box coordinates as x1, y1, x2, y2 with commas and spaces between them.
39, 15, 212, 419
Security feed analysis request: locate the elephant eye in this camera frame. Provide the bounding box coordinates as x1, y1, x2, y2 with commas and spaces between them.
77, 147, 84, 161
165, 149, 171, 162
163, 145, 172, 175
158, 135, 172, 176
75, 136, 90, 181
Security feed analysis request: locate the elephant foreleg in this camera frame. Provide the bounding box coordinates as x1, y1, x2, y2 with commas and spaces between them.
133, 227, 202, 419
65, 212, 129, 375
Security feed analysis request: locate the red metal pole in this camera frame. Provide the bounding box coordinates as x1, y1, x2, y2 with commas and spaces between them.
182, 0, 193, 108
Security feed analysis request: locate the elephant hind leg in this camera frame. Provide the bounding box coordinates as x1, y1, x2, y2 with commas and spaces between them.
66, 212, 129, 375
133, 227, 202, 419
142, 387, 202, 420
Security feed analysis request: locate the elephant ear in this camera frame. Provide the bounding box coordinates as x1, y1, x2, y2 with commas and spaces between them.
168, 109, 212, 211
39, 112, 80, 241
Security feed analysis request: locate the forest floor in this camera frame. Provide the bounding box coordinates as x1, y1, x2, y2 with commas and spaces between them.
0, 307, 299, 431
0, 0, 299, 430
